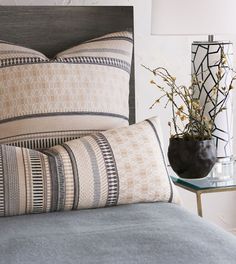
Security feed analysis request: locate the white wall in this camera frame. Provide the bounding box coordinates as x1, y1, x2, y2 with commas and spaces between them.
1, 0, 236, 232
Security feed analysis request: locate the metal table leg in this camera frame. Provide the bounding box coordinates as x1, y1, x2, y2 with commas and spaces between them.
196, 191, 203, 217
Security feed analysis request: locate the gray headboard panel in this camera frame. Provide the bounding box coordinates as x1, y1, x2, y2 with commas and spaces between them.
0, 6, 135, 124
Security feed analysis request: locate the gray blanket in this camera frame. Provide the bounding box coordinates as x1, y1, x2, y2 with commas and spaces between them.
0, 203, 236, 264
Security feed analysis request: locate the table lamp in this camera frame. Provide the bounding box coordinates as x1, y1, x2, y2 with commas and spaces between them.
151, 0, 236, 162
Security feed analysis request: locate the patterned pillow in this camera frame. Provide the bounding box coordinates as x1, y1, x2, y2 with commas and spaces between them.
0, 40, 47, 60
0, 117, 179, 217
0, 31, 133, 149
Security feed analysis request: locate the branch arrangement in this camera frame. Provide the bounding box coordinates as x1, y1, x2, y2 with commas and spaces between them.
143, 49, 235, 141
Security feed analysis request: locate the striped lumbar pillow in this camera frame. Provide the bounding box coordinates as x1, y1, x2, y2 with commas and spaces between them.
0, 31, 133, 149
0, 117, 179, 217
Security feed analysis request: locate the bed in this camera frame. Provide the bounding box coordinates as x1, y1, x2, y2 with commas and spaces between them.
0, 6, 236, 264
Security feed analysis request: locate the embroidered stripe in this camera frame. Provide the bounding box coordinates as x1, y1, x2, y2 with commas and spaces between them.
62, 143, 79, 210
42, 149, 65, 211
0, 56, 46, 67
92, 133, 119, 206
28, 150, 44, 213
54, 56, 131, 73
0, 56, 131, 73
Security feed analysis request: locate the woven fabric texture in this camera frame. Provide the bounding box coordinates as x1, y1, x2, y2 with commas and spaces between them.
0, 31, 133, 149
0, 117, 179, 217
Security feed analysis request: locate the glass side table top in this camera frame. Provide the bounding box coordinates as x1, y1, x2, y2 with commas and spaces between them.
170, 161, 236, 191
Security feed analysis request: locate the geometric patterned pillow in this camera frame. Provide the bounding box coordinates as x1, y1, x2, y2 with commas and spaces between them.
0, 117, 180, 217
0, 31, 133, 149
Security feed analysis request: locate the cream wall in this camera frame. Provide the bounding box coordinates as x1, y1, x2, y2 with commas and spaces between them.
1, 0, 236, 232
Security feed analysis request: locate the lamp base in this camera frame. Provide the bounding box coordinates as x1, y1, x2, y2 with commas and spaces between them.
191, 41, 234, 159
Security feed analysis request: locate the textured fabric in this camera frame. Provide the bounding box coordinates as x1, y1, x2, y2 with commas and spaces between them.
0, 203, 236, 264
0, 31, 133, 149
0, 40, 47, 60
0, 117, 179, 217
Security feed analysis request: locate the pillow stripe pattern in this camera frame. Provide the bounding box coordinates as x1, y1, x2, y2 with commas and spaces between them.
0, 56, 131, 73
0, 32, 132, 71
60, 143, 80, 210
56, 31, 132, 58
54, 57, 131, 74
0, 130, 103, 150
0, 31, 133, 150
91, 134, 119, 206
0, 117, 179, 217
0, 41, 47, 60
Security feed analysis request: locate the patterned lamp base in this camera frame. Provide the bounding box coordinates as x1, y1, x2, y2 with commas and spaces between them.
191, 41, 234, 159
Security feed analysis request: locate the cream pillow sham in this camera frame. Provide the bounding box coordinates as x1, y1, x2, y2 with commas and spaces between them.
0, 31, 133, 149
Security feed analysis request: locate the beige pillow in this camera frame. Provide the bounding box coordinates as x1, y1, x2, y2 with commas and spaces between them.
0, 117, 179, 217
0, 31, 133, 149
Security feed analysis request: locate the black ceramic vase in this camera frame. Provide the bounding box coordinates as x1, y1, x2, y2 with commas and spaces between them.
168, 139, 217, 179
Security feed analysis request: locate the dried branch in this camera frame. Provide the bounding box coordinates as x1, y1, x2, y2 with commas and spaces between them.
142, 53, 235, 141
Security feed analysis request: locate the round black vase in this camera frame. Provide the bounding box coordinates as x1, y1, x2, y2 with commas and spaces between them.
168, 139, 217, 179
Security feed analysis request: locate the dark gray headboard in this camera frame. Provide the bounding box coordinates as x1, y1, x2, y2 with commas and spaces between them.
0, 6, 135, 124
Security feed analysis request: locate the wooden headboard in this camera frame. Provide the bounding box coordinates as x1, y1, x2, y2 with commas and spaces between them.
0, 6, 135, 123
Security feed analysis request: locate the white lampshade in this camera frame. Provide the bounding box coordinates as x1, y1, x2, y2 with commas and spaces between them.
151, 0, 236, 35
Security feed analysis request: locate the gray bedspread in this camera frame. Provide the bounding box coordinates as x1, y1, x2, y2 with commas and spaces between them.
1, 203, 236, 264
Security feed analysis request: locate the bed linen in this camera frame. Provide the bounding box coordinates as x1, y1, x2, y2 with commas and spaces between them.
1, 203, 236, 264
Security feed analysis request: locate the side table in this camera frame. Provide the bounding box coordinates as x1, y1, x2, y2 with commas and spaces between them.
171, 175, 236, 217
